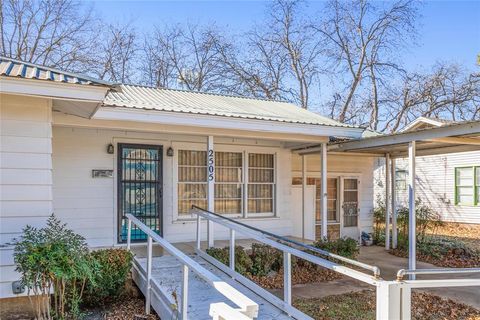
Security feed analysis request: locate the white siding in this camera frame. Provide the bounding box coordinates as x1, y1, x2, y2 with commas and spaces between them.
374, 151, 480, 224
0, 94, 53, 298
52, 126, 295, 247
291, 153, 376, 236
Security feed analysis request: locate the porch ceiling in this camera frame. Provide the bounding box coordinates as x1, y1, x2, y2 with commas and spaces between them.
294, 120, 480, 158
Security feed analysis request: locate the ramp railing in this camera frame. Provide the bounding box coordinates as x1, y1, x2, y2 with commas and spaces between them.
125, 214, 259, 320
191, 206, 480, 320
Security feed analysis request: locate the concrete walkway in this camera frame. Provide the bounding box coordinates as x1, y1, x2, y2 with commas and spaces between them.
283, 246, 479, 309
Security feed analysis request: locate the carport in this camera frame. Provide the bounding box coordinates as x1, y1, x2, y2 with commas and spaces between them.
294, 120, 480, 279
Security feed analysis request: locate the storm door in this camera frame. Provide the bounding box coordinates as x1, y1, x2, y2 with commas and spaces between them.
341, 178, 359, 239
118, 144, 163, 242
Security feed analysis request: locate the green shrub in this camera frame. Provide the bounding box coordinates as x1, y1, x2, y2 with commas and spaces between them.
83, 248, 133, 304
313, 237, 359, 260
206, 246, 252, 275
250, 244, 283, 276
14, 214, 97, 320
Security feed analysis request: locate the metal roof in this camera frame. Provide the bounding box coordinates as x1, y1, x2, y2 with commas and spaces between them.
0, 56, 111, 86
296, 120, 480, 157
103, 84, 354, 127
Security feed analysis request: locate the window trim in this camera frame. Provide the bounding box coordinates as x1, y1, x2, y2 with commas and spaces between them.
454, 166, 479, 206
173, 142, 278, 221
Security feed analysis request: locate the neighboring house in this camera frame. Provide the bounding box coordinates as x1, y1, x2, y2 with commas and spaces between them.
0, 57, 376, 299
374, 117, 480, 224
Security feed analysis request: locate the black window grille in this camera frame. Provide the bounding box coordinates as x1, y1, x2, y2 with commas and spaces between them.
118, 144, 163, 242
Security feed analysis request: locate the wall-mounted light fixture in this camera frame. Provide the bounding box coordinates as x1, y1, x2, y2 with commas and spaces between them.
166, 146, 174, 157
107, 144, 114, 154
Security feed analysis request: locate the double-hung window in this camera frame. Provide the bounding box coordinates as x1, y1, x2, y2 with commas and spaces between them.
248, 153, 275, 214
455, 166, 479, 206
178, 149, 276, 217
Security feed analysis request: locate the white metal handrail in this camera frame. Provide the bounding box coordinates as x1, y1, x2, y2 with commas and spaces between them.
125, 214, 259, 320
191, 206, 382, 320
397, 267, 480, 280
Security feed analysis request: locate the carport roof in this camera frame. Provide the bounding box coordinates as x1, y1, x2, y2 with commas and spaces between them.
295, 120, 480, 157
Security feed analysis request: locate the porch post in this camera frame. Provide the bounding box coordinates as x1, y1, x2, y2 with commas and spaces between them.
207, 135, 215, 248
408, 141, 416, 279
302, 155, 307, 240
385, 153, 391, 250
321, 143, 328, 240
391, 158, 398, 249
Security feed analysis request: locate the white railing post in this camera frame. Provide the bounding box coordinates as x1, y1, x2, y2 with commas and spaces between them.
401, 286, 411, 320
181, 264, 189, 320
376, 281, 401, 320
127, 218, 132, 250
146, 235, 153, 315
229, 229, 235, 271
196, 213, 201, 250
283, 252, 291, 305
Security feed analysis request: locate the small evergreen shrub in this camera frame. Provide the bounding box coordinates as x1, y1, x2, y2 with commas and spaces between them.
84, 248, 133, 304
206, 246, 252, 275
313, 237, 359, 260
250, 243, 283, 276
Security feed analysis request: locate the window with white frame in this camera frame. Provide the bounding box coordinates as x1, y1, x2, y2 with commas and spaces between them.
215, 152, 243, 214
248, 153, 275, 214
178, 150, 207, 215
395, 169, 407, 190
177, 149, 276, 217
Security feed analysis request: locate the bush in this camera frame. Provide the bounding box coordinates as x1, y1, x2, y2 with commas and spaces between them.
313, 237, 359, 260
83, 248, 133, 304
14, 214, 97, 320
250, 244, 283, 276
206, 246, 252, 275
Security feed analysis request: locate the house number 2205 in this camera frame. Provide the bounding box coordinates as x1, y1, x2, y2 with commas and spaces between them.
208, 149, 215, 181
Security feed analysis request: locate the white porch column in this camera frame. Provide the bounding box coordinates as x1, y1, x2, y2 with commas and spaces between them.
321, 143, 328, 240
301, 155, 307, 240
385, 153, 391, 250
207, 135, 215, 248
408, 141, 416, 279
391, 158, 398, 249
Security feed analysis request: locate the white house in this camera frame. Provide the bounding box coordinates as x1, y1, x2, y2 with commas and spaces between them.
374, 117, 480, 224
0, 56, 379, 299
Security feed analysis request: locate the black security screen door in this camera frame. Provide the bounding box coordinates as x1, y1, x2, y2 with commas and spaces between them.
118, 144, 163, 242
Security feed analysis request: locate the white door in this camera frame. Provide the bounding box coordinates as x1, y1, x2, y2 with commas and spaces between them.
341, 178, 360, 240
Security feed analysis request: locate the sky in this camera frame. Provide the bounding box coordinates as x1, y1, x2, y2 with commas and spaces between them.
92, 0, 480, 72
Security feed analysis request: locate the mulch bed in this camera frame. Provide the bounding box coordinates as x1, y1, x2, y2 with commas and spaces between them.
83, 296, 160, 320
390, 247, 480, 268
430, 223, 480, 252
294, 289, 480, 320
248, 265, 342, 289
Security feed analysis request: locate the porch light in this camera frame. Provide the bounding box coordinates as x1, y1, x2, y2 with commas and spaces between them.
167, 146, 174, 157
107, 144, 114, 154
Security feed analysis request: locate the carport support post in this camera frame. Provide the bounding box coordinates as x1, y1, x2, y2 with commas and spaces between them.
391, 158, 398, 249
207, 135, 215, 248
302, 155, 307, 240
321, 143, 328, 239
385, 153, 391, 250
408, 141, 416, 279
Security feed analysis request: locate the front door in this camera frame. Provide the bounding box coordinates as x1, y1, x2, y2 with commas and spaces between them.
118, 143, 163, 242
341, 178, 360, 240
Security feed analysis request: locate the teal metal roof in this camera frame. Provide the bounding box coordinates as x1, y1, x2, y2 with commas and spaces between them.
0, 56, 111, 86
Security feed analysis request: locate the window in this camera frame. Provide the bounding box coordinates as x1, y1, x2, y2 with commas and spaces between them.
215, 152, 243, 214
178, 150, 275, 217
343, 178, 359, 227
455, 166, 479, 205
395, 169, 407, 190
291, 177, 338, 222
178, 150, 207, 215
248, 153, 275, 214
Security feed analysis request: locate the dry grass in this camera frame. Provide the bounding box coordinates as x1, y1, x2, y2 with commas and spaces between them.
294, 289, 480, 320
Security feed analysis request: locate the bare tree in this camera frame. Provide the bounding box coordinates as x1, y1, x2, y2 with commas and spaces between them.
94, 23, 138, 83
0, 0, 99, 72
382, 63, 480, 132
140, 24, 224, 91
316, 0, 417, 124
